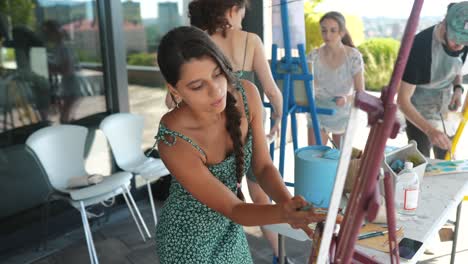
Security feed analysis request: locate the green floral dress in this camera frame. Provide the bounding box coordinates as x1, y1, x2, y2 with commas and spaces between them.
154, 82, 253, 264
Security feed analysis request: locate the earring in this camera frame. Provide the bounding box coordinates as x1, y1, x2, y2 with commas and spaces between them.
170, 94, 180, 109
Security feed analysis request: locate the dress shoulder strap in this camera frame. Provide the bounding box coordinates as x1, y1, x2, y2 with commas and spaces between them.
241, 32, 249, 71
235, 80, 250, 121
153, 123, 207, 158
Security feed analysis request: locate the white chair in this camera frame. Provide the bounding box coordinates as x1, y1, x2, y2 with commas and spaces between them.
26, 125, 151, 264
100, 113, 169, 228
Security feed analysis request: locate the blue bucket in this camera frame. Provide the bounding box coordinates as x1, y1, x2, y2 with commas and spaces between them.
294, 146, 339, 208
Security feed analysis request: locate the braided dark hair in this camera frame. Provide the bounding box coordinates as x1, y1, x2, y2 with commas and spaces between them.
189, 0, 250, 37
158, 26, 246, 199
225, 91, 245, 200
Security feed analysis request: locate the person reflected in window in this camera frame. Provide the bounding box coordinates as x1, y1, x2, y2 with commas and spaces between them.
0, 13, 50, 124
42, 20, 81, 123
306, 11, 365, 147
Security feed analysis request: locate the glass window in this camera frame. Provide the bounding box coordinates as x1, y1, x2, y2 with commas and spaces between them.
121, 0, 189, 187
121, 0, 189, 148
0, 0, 106, 147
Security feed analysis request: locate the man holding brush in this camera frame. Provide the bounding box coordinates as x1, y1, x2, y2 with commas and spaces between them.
398, 2, 468, 159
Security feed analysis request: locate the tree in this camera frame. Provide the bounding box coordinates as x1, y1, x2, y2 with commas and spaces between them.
0, 0, 36, 28
357, 38, 400, 91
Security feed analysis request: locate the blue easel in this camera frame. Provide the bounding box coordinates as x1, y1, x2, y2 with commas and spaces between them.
270, 0, 334, 181
267, 1, 334, 263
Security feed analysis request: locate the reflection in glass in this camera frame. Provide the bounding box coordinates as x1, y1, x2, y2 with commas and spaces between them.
0, 0, 106, 147
121, 0, 189, 149
121, 0, 189, 187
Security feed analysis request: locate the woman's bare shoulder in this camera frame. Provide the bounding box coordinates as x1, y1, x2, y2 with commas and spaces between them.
159, 109, 185, 131
345, 46, 362, 56
239, 79, 261, 104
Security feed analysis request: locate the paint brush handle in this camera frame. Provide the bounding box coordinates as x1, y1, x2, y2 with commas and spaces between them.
358, 230, 388, 240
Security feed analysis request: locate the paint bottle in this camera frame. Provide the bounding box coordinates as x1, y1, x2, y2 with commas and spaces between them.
394, 162, 420, 216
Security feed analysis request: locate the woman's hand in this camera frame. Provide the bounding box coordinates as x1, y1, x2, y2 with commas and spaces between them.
266, 111, 281, 143
280, 196, 327, 238
334, 96, 347, 107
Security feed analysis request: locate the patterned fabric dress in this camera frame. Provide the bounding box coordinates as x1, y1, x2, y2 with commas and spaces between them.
155, 82, 253, 264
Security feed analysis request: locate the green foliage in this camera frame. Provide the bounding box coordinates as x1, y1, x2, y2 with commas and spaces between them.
304, 12, 322, 52
76, 50, 100, 63
357, 38, 400, 91
304, 0, 324, 13
127, 52, 157, 66
304, 4, 365, 52
0, 0, 35, 28
4, 48, 15, 61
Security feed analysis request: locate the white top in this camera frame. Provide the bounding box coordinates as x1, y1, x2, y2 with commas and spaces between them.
306, 47, 364, 133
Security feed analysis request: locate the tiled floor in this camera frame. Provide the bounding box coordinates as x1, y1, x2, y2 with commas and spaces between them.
1, 201, 313, 264
3, 196, 468, 264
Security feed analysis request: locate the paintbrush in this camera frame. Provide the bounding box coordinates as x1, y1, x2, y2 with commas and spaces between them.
439, 112, 454, 160
358, 230, 389, 240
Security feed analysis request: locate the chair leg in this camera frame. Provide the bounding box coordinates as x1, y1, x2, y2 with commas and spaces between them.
124, 185, 152, 239
121, 187, 146, 242
38, 200, 50, 251
84, 219, 99, 264
147, 180, 158, 228
79, 202, 94, 264
79, 201, 99, 264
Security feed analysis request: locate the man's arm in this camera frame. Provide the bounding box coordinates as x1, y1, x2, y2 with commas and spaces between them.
449, 74, 464, 111
397, 80, 451, 150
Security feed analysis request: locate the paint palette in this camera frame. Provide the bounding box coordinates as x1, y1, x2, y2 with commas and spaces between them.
425, 160, 468, 176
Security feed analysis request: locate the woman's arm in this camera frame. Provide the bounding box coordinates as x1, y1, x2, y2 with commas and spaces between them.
352, 69, 365, 93
449, 74, 464, 111
251, 33, 283, 138
158, 116, 322, 227
241, 80, 291, 204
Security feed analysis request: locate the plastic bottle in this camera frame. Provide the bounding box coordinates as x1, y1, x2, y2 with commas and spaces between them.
394, 162, 420, 216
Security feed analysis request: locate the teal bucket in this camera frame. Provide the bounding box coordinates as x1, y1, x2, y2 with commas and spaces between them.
294, 146, 339, 208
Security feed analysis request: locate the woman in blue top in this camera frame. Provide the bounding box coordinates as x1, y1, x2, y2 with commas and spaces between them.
155, 26, 326, 264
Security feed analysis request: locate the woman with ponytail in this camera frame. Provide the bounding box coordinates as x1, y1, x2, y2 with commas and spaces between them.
155, 26, 326, 264
306, 11, 365, 147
